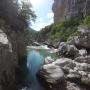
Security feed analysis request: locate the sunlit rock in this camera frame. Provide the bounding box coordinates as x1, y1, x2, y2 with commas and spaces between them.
38, 62, 66, 90
0, 29, 8, 44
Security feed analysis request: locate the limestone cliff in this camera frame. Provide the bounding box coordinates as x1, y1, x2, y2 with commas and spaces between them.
52, 0, 67, 23
52, 0, 90, 23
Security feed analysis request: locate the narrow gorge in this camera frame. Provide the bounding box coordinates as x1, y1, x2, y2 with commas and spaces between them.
0, 0, 90, 90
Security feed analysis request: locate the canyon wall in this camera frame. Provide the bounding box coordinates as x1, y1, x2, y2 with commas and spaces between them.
52, 0, 90, 23
52, 0, 67, 23
0, 28, 26, 90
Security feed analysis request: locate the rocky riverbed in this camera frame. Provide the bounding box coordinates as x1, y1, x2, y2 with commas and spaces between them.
37, 27, 90, 90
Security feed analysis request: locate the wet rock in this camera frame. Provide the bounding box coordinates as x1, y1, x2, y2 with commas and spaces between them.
38, 28, 90, 88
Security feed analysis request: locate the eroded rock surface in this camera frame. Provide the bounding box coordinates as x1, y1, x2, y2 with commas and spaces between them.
38, 27, 90, 90
68, 27, 90, 49
58, 42, 79, 59
0, 29, 26, 90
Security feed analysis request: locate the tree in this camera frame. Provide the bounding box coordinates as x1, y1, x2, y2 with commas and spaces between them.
0, 0, 36, 32
17, 0, 36, 31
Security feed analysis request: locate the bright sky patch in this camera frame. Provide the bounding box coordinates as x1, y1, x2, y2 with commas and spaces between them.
30, 0, 54, 31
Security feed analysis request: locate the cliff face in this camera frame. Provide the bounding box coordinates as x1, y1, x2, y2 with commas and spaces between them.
66, 0, 90, 19
52, 0, 90, 23
52, 0, 67, 23
0, 28, 26, 90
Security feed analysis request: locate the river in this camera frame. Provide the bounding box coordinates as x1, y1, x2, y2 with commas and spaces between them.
18, 46, 57, 90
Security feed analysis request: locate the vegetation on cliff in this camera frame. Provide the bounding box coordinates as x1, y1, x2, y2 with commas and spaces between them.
37, 19, 80, 43
80, 16, 90, 28
38, 16, 90, 45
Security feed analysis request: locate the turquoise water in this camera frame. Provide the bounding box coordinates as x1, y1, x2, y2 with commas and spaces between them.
26, 50, 45, 90
19, 47, 57, 90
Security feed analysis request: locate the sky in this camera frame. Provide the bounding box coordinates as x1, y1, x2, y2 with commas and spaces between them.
30, 0, 54, 31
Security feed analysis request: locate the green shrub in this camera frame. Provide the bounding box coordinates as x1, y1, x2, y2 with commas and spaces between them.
38, 19, 80, 43
80, 16, 90, 28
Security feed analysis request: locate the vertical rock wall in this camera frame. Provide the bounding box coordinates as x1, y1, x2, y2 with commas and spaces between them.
0, 29, 26, 90
52, 0, 90, 23
52, 0, 67, 23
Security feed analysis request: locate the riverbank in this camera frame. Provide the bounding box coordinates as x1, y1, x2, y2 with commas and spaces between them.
37, 27, 90, 90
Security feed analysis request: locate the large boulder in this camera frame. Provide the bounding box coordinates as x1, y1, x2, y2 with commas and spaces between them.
58, 42, 79, 59
38, 63, 66, 90
68, 27, 90, 49
38, 55, 90, 88
38, 58, 77, 90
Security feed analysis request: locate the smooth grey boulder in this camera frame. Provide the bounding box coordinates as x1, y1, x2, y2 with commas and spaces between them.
43, 64, 64, 83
